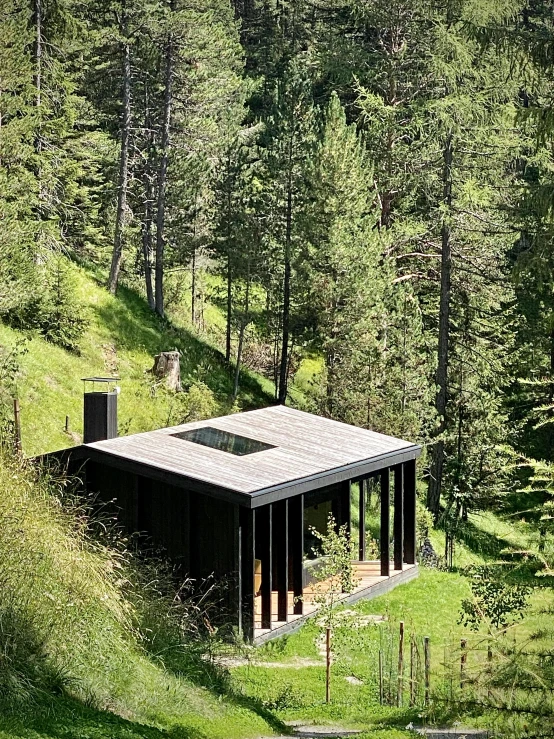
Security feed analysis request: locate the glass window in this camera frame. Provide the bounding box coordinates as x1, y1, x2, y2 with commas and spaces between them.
171, 426, 275, 456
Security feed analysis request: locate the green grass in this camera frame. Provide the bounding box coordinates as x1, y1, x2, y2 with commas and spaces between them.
0, 261, 287, 739
4, 258, 554, 738
0, 452, 281, 739
228, 508, 554, 738
1, 261, 272, 456
230, 570, 471, 732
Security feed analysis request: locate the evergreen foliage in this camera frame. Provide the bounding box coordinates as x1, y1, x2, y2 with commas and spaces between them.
5, 0, 554, 733
1, 0, 553, 518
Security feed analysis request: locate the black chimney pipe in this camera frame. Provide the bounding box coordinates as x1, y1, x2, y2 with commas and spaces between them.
82, 377, 119, 443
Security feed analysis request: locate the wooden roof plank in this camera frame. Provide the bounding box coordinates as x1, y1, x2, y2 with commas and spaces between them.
85, 405, 421, 500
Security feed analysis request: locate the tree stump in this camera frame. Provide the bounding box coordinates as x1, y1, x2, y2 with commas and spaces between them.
151, 351, 182, 391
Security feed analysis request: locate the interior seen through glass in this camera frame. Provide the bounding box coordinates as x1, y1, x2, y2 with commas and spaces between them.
171, 426, 275, 456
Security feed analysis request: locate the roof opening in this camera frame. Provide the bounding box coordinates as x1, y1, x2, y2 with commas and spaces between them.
171, 426, 275, 456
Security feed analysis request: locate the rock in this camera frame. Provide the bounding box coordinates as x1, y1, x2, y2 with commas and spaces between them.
283, 724, 363, 738
420, 537, 439, 568
345, 675, 363, 685
413, 728, 488, 738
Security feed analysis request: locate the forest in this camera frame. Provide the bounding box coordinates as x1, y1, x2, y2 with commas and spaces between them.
2, 0, 554, 738
4, 0, 554, 524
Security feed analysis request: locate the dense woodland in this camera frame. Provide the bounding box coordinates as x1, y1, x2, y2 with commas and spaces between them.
3, 0, 554, 531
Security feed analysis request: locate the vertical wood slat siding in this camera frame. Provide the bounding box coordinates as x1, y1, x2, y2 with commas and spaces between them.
358, 479, 366, 561
273, 499, 289, 622
403, 459, 417, 564
259, 504, 272, 629
380, 469, 390, 576
393, 464, 404, 571
341, 480, 351, 538
289, 494, 304, 615
239, 507, 255, 641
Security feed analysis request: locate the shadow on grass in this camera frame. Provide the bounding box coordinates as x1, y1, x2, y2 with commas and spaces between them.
143, 643, 289, 736
89, 280, 273, 409
447, 517, 516, 561
0, 695, 208, 739
444, 517, 554, 587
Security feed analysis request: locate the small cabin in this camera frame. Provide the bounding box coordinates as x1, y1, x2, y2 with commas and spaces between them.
59, 384, 421, 643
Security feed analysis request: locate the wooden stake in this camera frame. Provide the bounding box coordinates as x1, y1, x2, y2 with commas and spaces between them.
460, 638, 467, 691
65, 415, 70, 433
379, 648, 384, 706
325, 627, 331, 704
13, 399, 22, 455
397, 621, 404, 707
424, 636, 430, 706
487, 643, 492, 701
410, 635, 416, 706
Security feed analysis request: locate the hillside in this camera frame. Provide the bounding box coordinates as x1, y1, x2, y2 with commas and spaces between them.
0, 264, 287, 739
0, 451, 280, 739
2, 265, 554, 739
0, 262, 273, 457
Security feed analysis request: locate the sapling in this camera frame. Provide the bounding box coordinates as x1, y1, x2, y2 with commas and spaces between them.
308, 512, 360, 703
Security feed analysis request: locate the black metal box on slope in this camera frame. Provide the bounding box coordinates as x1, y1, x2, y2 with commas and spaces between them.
82, 377, 119, 443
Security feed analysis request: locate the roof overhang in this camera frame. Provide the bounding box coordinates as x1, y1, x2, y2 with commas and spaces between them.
47, 406, 422, 508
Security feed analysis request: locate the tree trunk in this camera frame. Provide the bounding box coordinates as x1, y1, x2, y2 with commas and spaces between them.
225, 166, 233, 363
427, 132, 453, 518
142, 149, 155, 310
34, 0, 43, 248
154, 10, 175, 318
325, 289, 338, 417
226, 250, 232, 363
278, 136, 294, 404
191, 246, 196, 325
141, 83, 155, 311
34, 0, 42, 129
233, 258, 251, 400
35, 0, 42, 108
151, 351, 181, 391
108, 10, 131, 295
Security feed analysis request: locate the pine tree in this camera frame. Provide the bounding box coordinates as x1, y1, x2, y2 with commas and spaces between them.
263, 56, 317, 402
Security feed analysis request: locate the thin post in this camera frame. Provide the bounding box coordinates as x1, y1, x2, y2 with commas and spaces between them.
379, 648, 384, 706
393, 464, 404, 570
380, 468, 390, 576
487, 643, 492, 701
239, 507, 255, 641
13, 399, 22, 455
325, 627, 331, 704
260, 505, 272, 630
403, 459, 417, 564
358, 479, 366, 561
289, 494, 304, 615
410, 635, 416, 706
65, 415, 70, 433
424, 636, 430, 706
460, 638, 467, 691
397, 621, 405, 707
275, 499, 289, 622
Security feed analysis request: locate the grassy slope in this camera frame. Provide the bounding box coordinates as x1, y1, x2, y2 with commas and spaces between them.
0, 263, 281, 739
1, 263, 272, 456
4, 261, 553, 739
229, 514, 554, 739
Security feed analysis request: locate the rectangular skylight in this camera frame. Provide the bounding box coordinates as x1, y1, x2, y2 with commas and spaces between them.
171, 426, 275, 456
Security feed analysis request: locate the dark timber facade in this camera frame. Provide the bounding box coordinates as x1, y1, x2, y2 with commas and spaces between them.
58, 405, 421, 642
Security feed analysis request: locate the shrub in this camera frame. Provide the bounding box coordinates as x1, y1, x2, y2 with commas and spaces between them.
458, 565, 531, 632
4, 258, 87, 352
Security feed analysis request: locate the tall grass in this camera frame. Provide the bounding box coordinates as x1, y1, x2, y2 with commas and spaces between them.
0, 451, 139, 709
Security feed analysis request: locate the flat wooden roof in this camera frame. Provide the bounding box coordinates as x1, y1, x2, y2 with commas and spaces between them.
84, 406, 421, 507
